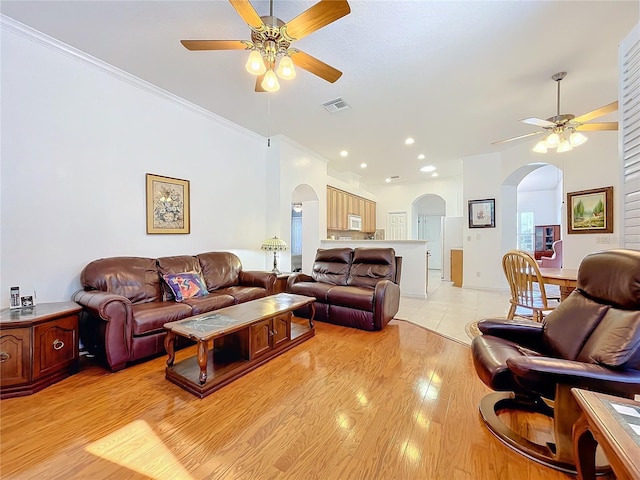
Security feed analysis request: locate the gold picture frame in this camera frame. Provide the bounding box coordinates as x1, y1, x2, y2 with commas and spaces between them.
146, 173, 190, 234
567, 186, 613, 234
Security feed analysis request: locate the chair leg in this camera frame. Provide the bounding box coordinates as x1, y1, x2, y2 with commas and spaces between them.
507, 304, 516, 320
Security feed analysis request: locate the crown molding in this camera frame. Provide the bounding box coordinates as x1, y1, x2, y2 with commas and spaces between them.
0, 15, 263, 141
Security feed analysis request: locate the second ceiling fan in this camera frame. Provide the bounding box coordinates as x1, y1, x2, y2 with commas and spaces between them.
493, 71, 618, 153
181, 0, 351, 92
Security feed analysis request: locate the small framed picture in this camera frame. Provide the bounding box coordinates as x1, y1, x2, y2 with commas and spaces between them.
20, 295, 35, 307
468, 199, 496, 228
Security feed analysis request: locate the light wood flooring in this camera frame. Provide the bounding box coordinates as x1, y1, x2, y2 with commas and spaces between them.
1, 316, 581, 480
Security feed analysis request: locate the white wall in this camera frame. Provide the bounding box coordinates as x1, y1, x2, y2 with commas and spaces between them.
1, 22, 268, 307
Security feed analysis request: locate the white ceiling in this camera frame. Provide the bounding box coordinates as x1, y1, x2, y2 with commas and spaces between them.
1, 1, 636, 187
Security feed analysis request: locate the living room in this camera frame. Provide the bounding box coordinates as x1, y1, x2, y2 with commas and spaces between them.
1, 1, 639, 478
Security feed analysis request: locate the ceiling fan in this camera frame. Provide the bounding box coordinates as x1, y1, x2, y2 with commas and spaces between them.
493, 71, 618, 153
180, 0, 350, 92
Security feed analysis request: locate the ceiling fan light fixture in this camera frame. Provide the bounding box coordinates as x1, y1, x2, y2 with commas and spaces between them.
532, 141, 548, 153
261, 69, 280, 92
569, 131, 588, 147
276, 55, 296, 80
557, 139, 573, 153
245, 50, 266, 75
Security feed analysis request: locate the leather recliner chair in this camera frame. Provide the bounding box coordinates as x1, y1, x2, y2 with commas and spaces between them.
471, 249, 640, 473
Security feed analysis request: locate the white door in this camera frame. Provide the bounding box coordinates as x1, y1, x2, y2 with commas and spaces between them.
424, 216, 442, 269
387, 213, 407, 240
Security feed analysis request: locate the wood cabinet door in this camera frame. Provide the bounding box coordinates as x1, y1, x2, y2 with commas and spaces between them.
250, 319, 272, 358
0, 327, 31, 386
327, 186, 338, 230
337, 190, 348, 230
272, 313, 291, 348
33, 315, 78, 379
363, 200, 377, 233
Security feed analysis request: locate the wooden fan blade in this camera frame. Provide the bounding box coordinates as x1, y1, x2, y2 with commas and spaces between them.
283, 0, 350, 41
573, 101, 618, 124
575, 122, 618, 131
181, 40, 248, 51
229, 0, 264, 29
520, 117, 555, 128
290, 50, 342, 83
492, 130, 544, 145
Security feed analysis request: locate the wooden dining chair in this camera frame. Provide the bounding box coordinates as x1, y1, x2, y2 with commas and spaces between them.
502, 250, 559, 322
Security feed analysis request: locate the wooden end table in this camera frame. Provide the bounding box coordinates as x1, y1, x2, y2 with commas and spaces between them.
572, 388, 640, 480
164, 293, 315, 398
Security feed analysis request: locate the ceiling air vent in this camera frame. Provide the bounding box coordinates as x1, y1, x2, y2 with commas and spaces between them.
322, 97, 351, 114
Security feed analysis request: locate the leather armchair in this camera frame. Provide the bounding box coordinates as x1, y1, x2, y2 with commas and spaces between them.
471, 249, 640, 473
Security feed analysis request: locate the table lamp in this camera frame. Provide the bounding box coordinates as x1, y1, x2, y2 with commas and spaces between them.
261, 236, 288, 274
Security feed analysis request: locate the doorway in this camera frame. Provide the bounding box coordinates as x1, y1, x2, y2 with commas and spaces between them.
290, 184, 320, 273
412, 194, 446, 269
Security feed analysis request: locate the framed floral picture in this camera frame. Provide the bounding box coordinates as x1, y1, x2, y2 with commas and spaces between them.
567, 186, 613, 234
146, 173, 190, 234
468, 198, 496, 228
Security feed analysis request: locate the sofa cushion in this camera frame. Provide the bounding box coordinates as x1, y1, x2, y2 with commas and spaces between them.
132, 301, 193, 336
288, 281, 335, 302
214, 286, 267, 304
162, 272, 209, 301
157, 255, 203, 300
81, 256, 161, 304
326, 285, 374, 311
198, 252, 242, 290
347, 248, 396, 288
311, 248, 353, 286
183, 293, 235, 316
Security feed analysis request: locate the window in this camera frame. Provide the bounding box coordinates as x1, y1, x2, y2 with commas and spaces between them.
519, 212, 534, 252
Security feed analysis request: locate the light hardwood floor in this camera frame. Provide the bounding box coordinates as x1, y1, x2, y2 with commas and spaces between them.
1, 275, 577, 479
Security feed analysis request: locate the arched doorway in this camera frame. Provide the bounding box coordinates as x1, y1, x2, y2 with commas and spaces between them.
412, 194, 446, 269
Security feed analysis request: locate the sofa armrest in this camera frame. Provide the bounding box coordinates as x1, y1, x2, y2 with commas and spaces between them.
287, 272, 314, 290
477, 319, 548, 353
507, 356, 640, 397
373, 280, 400, 330
238, 270, 277, 293
73, 290, 133, 371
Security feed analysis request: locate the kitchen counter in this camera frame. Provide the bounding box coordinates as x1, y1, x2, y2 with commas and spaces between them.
320, 240, 428, 298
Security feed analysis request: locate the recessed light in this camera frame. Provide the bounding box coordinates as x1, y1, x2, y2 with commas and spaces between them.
405, 137, 415, 145
340, 150, 348, 157
420, 165, 436, 173
385, 178, 391, 183
417, 154, 425, 160
360, 163, 367, 169
432, 172, 439, 177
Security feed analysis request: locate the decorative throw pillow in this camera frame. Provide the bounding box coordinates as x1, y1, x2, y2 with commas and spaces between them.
162, 272, 209, 302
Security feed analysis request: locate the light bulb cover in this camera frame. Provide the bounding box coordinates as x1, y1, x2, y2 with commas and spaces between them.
557, 139, 573, 153
245, 50, 266, 75
545, 132, 560, 148
569, 131, 588, 147
276, 55, 296, 80
261, 69, 280, 92
532, 141, 548, 153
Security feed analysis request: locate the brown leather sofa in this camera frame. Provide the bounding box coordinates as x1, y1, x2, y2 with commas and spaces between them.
287, 247, 401, 331
73, 252, 276, 371
471, 248, 640, 472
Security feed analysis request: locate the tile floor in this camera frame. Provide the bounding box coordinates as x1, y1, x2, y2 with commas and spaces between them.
396, 270, 514, 345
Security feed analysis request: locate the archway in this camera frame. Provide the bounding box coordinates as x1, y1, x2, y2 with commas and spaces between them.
412, 194, 446, 269
502, 163, 563, 255
290, 184, 319, 273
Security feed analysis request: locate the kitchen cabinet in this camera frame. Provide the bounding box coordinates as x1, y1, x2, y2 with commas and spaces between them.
327, 186, 376, 233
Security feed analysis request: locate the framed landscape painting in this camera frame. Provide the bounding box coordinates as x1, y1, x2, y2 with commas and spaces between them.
468, 198, 495, 228
567, 186, 613, 234
146, 173, 190, 234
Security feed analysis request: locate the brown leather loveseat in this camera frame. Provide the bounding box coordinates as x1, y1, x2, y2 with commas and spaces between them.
287, 247, 401, 331
73, 252, 276, 371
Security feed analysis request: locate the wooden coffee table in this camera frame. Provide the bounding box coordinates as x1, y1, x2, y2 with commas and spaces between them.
163, 293, 315, 398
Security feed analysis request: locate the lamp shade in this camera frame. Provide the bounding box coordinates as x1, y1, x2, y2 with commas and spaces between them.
261, 236, 288, 252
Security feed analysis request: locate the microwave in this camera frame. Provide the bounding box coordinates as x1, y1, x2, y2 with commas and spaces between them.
348, 214, 362, 231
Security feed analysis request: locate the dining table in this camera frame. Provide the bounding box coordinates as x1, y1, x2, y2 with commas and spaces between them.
538, 267, 578, 301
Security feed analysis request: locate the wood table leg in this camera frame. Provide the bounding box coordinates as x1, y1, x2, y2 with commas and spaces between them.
164, 331, 176, 368
560, 286, 576, 301
573, 414, 597, 480
308, 302, 316, 329
197, 340, 208, 384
